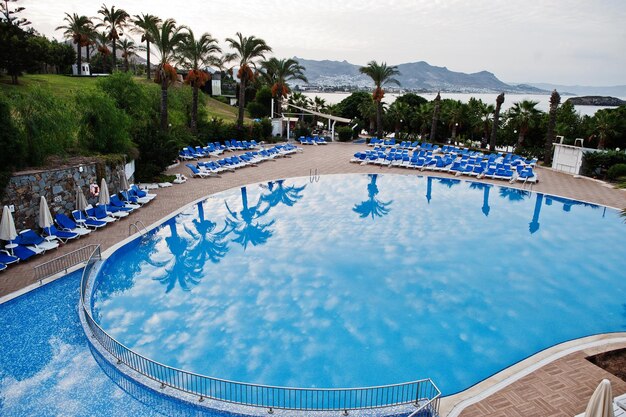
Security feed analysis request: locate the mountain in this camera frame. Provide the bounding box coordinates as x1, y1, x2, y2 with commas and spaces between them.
293, 57, 547, 94
524, 83, 626, 97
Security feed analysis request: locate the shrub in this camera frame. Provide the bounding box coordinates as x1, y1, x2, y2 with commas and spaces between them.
250, 118, 272, 141
12, 87, 78, 166
607, 164, 626, 181
75, 89, 133, 156
134, 125, 180, 182
581, 150, 626, 178
337, 126, 354, 142
96, 72, 149, 123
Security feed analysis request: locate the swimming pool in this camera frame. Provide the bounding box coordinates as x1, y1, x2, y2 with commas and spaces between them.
90, 174, 626, 397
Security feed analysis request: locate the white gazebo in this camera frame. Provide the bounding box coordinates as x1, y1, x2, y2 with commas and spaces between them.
273, 101, 352, 141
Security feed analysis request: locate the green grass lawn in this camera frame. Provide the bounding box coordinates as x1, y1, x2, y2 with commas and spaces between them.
0, 74, 245, 122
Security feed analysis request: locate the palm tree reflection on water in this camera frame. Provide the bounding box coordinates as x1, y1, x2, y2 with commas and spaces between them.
353, 174, 393, 220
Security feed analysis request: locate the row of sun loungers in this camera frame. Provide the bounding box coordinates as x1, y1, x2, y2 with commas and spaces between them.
179, 140, 262, 160
1, 185, 156, 268
298, 136, 328, 145
185, 144, 303, 179
351, 147, 538, 183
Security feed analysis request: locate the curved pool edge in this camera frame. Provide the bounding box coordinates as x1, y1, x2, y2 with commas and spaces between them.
440, 333, 626, 417
78, 300, 422, 417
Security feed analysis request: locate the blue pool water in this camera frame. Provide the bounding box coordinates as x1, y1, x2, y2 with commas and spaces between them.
91, 174, 626, 396
0, 271, 237, 416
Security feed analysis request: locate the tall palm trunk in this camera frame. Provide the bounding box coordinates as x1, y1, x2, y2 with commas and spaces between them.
544, 90, 560, 165
191, 84, 199, 134
517, 130, 526, 147
430, 93, 441, 142
376, 100, 383, 138
237, 77, 246, 129
160, 69, 168, 130
146, 41, 151, 80
111, 41, 116, 73
86, 45, 90, 62
76, 44, 82, 75
482, 120, 490, 148
451, 124, 458, 140
490, 93, 505, 151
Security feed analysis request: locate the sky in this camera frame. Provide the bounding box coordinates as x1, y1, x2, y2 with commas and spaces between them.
20, 0, 626, 86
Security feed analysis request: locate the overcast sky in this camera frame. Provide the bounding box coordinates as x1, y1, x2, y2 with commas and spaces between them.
21, 0, 626, 86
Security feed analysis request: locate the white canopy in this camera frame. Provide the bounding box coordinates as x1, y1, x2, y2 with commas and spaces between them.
584, 379, 614, 417
0, 206, 17, 242
99, 178, 110, 206
76, 187, 88, 211
38, 196, 54, 229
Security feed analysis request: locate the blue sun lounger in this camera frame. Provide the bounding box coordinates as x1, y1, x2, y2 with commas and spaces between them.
0, 250, 19, 265
43, 225, 78, 243
55, 213, 93, 235
71, 210, 107, 229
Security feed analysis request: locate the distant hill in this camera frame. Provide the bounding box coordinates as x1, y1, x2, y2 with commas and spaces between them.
526, 83, 626, 97
294, 57, 548, 94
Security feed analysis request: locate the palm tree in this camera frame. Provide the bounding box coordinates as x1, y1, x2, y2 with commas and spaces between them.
386, 101, 410, 139
508, 100, 541, 147
145, 18, 187, 131
358, 99, 377, 135
177, 29, 221, 134
544, 90, 561, 164
312, 96, 327, 128
261, 58, 308, 117
443, 100, 464, 141
132, 13, 161, 80
94, 30, 112, 72
413, 103, 432, 138
359, 61, 400, 139
429, 92, 441, 142
479, 102, 495, 148
592, 110, 617, 150
490, 93, 505, 151
117, 38, 143, 72
225, 32, 272, 129
225, 186, 275, 249
353, 175, 392, 220
56, 13, 91, 75
260, 180, 306, 209
97, 4, 129, 72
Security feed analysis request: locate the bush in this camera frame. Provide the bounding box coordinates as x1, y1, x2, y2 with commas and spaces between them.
607, 164, 626, 181
250, 118, 272, 140
12, 87, 78, 166
96, 72, 149, 123
75, 89, 134, 156
581, 150, 626, 178
337, 126, 354, 142
134, 125, 180, 182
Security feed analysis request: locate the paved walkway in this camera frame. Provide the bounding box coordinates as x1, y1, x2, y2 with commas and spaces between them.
2, 142, 625, 416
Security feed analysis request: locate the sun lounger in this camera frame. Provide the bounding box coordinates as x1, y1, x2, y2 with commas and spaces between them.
130, 185, 156, 201
110, 194, 140, 211
14, 229, 59, 252
55, 213, 93, 236
0, 250, 19, 265
8, 244, 39, 261
85, 205, 117, 223
72, 210, 107, 229
186, 163, 213, 178
43, 225, 79, 243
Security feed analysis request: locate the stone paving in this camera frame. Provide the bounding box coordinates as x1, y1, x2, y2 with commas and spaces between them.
1, 142, 625, 416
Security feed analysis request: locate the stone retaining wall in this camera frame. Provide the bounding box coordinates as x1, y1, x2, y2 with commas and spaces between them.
1, 162, 128, 230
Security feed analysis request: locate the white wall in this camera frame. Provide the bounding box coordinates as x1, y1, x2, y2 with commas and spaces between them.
551, 144, 602, 175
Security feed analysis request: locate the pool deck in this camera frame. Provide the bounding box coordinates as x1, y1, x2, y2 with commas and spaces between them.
2, 142, 626, 416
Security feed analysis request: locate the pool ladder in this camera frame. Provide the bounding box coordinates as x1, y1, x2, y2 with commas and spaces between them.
310, 168, 320, 183
129, 220, 148, 236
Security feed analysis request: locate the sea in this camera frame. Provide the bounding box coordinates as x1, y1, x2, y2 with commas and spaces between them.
302, 92, 624, 117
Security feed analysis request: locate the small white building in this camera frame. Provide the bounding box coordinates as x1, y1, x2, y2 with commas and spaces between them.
72, 63, 91, 76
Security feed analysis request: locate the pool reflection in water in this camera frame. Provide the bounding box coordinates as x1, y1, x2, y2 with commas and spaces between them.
92, 174, 626, 395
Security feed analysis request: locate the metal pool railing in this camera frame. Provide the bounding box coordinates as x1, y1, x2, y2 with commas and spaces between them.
79, 246, 441, 414
34, 244, 101, 283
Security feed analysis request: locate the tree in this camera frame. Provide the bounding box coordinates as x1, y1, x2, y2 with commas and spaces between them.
508, 100, 542, 147
93, 30, 112, 72
145, 18, 186, 131
544, 90, 561, 164
386, 101, 410, 139
97, 4, 129, 72
261, 57, 307, 117
117, 38, 142, 72
592, 110, 618, 150
429, 92, 441, 142
359, 61, 400, 138
478, 102, 495, 148
358, 99, 377, 134
177, 29, 221, 134
56, 13, 91, 75
0, 0, 30, 27
225, 32, 272, 129
132, 13, 160, 80
442, 99, 464, 141
490, 93, 505, 151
